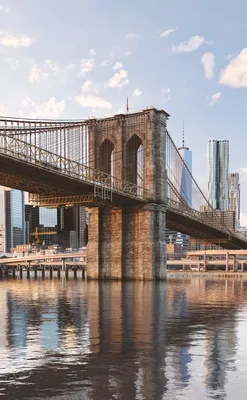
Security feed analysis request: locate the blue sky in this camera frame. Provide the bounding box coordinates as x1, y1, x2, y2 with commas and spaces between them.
1, 0, 247, 223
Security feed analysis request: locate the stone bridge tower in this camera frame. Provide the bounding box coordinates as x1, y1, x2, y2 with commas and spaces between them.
87, 108, 169, 280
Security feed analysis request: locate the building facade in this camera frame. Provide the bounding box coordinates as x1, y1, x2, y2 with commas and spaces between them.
4, 189, 25, 252
207, 140, 229, 211
229, 172, 240, 228
25, 205, 88, 250
177, 145, 192, 206
166, 136, 192, 253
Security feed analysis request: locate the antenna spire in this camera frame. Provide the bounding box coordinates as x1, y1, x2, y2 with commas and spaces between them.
182, 121, 185, 148
126, 97, 129, 113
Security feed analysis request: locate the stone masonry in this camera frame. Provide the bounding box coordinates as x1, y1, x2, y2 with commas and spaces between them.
87, 108, 169, 280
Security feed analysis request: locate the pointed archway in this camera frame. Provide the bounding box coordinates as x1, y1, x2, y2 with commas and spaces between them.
99, 139, 115, 176
126, 135, 143, 190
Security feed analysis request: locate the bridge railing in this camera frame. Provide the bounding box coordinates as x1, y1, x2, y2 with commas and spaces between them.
0, 133, 149, 201
167, 198, 247, 243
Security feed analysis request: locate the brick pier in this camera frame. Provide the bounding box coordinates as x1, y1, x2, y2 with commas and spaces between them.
87, 108, 168, 280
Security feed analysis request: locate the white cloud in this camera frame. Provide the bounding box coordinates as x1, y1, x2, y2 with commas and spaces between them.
201, 52, 215, 79
113, 62, 123, 71
0, 104, 8, 116
0, 5, 10, 12
132, 88, 142, 96
75, 91, 112, 110
105, 69, 129, 88
209, 92, 221, 105
4, 57, 20, 70
100, 60, 110, 67
240, 167, 247, 175
82, 80, 93, 93
160, 28, 177, 38
45, 60, 60, 75
80, 79, 99, 95
172, 35, 207, 53
80, 57, 95, 73
29, 66, 42, 84
161, 87, 172, 101
240, 213, 247, 228
89, 48, 96, 56
66, 63, 76, 69
31, 97, 65, 118
117, 107, 124, 114
225, 53, 235, 61
125, 33, 139, 39
124, 51, 132, 57
29, 61, 65, 84
20, 96, 35, 108
220, 48, 247, 88
0, 31, 34, 47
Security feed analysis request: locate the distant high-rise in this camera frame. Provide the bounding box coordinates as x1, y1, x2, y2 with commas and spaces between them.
25, 205, 87, 250
207, 140, 229, 210
166, 124, 192, 253
178, 134, 192, 206
4, 189, 25, 252
229, 172, 240, 227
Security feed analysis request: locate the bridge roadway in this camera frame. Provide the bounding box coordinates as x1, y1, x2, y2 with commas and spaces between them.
0, 149, 144, 206
0, 146, 246, 248
0, 253, 83, 265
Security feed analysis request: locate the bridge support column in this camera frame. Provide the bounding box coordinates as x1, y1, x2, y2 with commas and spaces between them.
226, 252, 229, 272
99, 208, 122, 279
233, 255, 237, 272
87, 208, 100, 279
87, 207, 122, 279
203, 252, 207, 271
122, 204, 166, 280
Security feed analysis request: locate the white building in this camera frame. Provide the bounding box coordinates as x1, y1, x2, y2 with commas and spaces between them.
229, 172, 240, 228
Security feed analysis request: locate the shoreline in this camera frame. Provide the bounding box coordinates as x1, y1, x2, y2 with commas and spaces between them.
167, 270, 247, 278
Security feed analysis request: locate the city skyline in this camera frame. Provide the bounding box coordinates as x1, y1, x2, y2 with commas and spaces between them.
0, 1, 247, 224
0, 186, 88, 253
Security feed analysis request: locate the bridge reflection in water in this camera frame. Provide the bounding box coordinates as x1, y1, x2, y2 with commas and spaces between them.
0, 279, 246, 399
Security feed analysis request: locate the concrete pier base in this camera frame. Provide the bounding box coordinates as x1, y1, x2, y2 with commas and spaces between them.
87, 204, 166, 280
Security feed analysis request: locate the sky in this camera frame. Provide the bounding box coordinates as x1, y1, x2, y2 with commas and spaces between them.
1, 0, 247, 224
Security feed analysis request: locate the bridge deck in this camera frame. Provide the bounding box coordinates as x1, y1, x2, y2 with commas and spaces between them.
0, 153, 146, 206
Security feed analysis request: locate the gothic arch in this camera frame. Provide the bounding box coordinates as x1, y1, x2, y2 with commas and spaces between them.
99, 138, 115, 176
126, 134, 143, 188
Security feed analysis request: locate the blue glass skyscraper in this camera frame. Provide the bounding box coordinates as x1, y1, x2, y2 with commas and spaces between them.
177, 145, 192, 206
207, 140, 229, 210
4, 189, 25, 252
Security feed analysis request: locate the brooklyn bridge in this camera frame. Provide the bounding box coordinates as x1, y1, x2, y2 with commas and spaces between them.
0, 107, 246, 280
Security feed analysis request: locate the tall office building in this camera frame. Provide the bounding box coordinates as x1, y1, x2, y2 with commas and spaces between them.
4, 189, 25, 252
166, 126, 192, 253
0, 187, 5, 252
25, 205, 59, 247
25, 204, 87, 250
178, 133, 192, 206
229, 172, 240, 228
207, 140, 229, 210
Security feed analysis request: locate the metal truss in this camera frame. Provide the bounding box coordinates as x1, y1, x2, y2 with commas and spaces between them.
30, 185, 113, 207
30, 194, 97, 208
166, 198, 247, 244
0, 133, 148, 201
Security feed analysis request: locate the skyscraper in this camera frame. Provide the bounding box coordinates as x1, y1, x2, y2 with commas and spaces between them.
229, 172, 240, 228
25, 204, 87, 250
178, 133, 192, 206
166, 126, 192, 253
207, 140, 229, 210
4, 189, 25, 252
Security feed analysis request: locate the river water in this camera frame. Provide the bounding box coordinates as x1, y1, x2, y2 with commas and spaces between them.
0, 277, 247, 399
